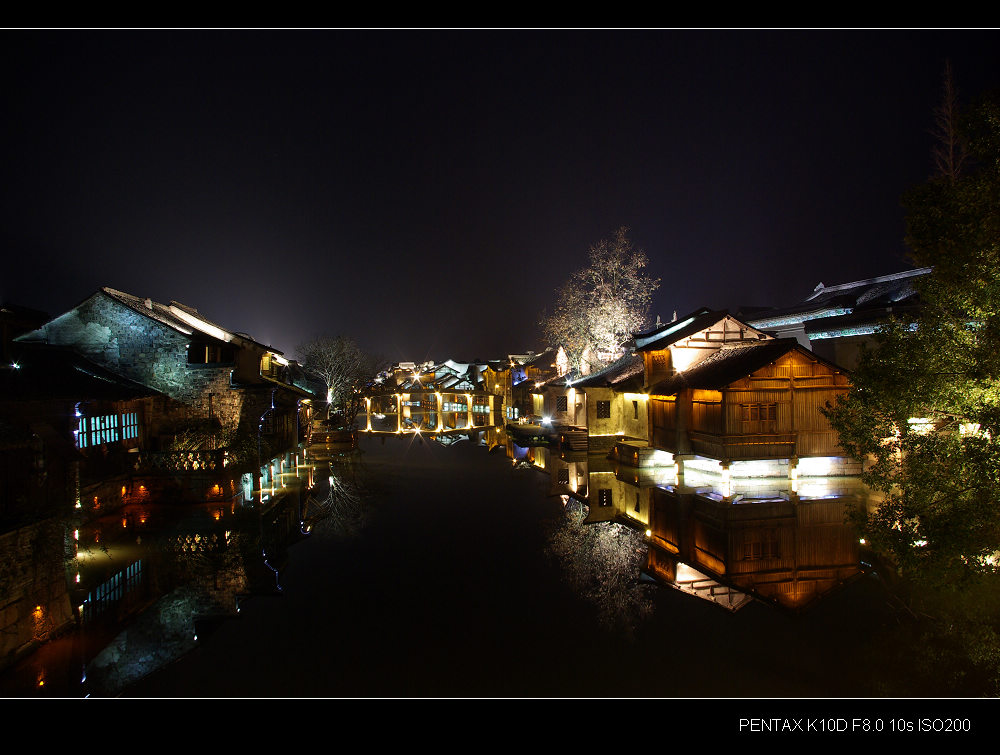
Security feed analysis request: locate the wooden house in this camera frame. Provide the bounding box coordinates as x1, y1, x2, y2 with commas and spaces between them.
645, 338, 850, 467
634, 307, 774, 387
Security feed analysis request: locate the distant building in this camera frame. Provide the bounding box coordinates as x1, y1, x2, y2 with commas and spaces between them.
740, 267, 930, 369
364, 357, 496, 432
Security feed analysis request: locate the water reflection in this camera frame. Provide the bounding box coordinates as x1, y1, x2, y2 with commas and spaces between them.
545, 496, 655, 637
487, 424, 869, 614
3, 423, 875, 696
0, 444, 334, 698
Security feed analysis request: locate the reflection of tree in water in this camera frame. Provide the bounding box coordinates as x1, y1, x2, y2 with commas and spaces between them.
306, 453, 372, 538
545, 497, 655, 638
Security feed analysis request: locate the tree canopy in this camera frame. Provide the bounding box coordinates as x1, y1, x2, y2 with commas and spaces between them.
824, 93, 1000, 590
540, 227, 660, 375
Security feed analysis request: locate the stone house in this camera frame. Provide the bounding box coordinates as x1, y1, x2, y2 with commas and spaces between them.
0, 346, 162, 672
15, 287, 317, 498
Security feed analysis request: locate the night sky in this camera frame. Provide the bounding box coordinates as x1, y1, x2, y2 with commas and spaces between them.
3, 29, 998, 364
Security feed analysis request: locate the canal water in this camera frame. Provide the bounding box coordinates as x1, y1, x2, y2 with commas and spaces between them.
2, 432, 897, 698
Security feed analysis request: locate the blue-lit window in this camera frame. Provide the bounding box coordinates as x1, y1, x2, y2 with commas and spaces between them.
122, 412, 139, 440
77, 411, 140, 448
77, 414, 119, 448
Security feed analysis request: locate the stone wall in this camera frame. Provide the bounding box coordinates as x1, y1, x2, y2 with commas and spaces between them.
36, 293, 250, 432
0, 520, 74, 672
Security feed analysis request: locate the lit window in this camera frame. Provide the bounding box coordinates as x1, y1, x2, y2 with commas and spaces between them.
740, 403, 778, 433
77, 413, 120, 448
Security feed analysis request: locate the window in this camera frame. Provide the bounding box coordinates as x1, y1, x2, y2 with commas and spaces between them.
556, 395, 568, 412
632, 400, 639, 420
122, 412, 139, 441
260, 412, 274, 435
189, 341, 235, 365
77, 414, 119, 448
596, 400, 611, 419
598, 489, 613, 507
558, 468, 569, 484
634, 492, 641, 513
743, 529, 780, 560
740, 403, 778, 433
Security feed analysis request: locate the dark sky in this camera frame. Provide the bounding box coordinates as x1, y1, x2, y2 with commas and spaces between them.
3, 29, 998, 364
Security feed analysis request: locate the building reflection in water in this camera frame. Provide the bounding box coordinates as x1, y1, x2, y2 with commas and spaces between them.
1, 445, 324, 697
489, 424, 870, 614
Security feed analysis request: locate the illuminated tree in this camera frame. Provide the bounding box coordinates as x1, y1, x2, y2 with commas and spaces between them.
540, 227, 660, 375
824, 93, 1000, 589
545, 497, 655, 637
297, 336, 383, 425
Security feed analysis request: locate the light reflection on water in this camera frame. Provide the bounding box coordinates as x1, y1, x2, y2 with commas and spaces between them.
2, 427, 892, 698
0, 446, 328, 698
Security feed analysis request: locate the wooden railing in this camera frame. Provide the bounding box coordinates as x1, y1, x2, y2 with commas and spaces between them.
687, 431, 797, 461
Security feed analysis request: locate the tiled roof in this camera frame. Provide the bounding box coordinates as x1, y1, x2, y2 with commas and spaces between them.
646, 338, 843, 395
100, 287, 273, 352
743, 268, 930, 328
572, 352, 644, 389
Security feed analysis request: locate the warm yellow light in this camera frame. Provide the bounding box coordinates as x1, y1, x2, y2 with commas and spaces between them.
670, 345, 699, 372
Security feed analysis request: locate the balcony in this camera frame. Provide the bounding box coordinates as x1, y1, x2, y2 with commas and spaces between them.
687, 431, 797, 462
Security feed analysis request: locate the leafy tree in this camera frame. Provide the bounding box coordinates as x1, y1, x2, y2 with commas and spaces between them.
297, 336, 383, 425
540, 227, 660, 375
824, 92, 1000, 590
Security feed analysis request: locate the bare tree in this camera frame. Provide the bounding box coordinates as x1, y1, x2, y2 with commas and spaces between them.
540, 227, 660, 375
931, 60, 968, 182
297, 336, 382, 425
